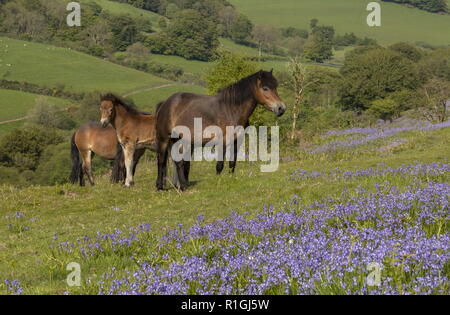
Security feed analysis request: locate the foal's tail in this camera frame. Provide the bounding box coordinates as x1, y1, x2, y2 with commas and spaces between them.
70, 133, 82, 184
111, 144, 126, 183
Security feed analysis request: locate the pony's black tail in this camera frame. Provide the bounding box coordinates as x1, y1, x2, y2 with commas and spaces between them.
70, 133, 82, 185
111, 143, 126, 183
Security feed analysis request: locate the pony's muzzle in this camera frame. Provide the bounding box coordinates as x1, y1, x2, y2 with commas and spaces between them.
275, 103, 286, 117
100, 118, 109, 128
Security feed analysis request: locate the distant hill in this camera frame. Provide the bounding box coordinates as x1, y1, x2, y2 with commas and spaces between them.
230, 0, 450, 46
77, 0, 165, 31
0, 89, 73, 136
0, 37, 169, 94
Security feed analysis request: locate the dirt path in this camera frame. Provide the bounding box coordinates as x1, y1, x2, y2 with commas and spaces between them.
122, 83, 176, 98
0, 116, 30, 125
0, 84, 176, 126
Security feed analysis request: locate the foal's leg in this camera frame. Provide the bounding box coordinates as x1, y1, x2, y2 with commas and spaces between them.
81, 150, 95, 186
132, 148, 146, 176
123, 145, 136, 187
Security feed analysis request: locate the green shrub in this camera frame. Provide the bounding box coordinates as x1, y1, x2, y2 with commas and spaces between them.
368, 98, 401, 121
0, 125, 64, 171
28, 97, 76, 130
34, 143, 73, 186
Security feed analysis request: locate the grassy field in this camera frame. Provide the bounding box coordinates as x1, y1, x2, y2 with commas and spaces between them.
77, 0, 165, 31
0, 89, 74, 136
127, 84, 207, 110
0, 124, 448, 294
0, 38, 169, 94
230, 0, 450, 46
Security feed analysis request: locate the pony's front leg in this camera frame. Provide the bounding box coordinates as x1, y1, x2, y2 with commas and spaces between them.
123, 145, 136, 187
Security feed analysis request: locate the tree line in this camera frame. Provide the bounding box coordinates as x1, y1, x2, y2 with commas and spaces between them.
382, 0, 448, 13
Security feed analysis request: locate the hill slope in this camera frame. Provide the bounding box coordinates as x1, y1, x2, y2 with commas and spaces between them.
0, 38, 169, 94
0, 89, 73, 136
0, 123, 448, 293
230, 0, 450, 46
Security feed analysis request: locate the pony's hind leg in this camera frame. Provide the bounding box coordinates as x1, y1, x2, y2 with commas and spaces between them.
81, 150, 95, 186
156, 140, 169, 191
174, 160, 188, 191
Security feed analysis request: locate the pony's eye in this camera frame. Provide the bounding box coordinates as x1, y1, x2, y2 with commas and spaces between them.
263, 87, 269, 92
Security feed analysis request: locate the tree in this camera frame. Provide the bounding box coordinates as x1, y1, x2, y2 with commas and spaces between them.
204, 51, 258, 95
380, 0, 447, 13
303, 25, 335, 62
108, 14, 139, 51
389, 42, 423, 62
418, 78, 450, 122
144, 0, 161, 12
159, 9, 219, 61
86, 21, 112, 46
418, 48, 450, 82
281, 27, 309, 39
252, 25, 281, 59
230, 14, 253, 44
0, 126, 64, 171
165, 3, 179, 19
338, 48, 421, 111
368, 98, 401, 121
2, 0, 48, 40
27, 97, 76, 130
284, 57, 320, 140
218, 6, 237, 37
126, 42, 150, 63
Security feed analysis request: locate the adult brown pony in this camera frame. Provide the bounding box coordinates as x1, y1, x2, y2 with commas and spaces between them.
70, 122, 144, 186
155, 70, 286, 191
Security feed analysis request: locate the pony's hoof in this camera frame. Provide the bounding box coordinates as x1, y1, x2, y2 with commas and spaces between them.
179, 185, 188, 192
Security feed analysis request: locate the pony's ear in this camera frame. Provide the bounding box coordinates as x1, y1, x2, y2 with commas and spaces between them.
270, 68, 273, 74
258, 70, 263, 80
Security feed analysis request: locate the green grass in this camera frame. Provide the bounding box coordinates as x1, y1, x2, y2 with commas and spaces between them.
0, 89, 72, 122
148, 53, 212, 75
0, 89, 74, 137
230, 0, 450, 46
78, 0, 165, 31
0, 126, 448, 294
0, 120, 26, 138
0, 37, 169, 94
128, 84, 207, 110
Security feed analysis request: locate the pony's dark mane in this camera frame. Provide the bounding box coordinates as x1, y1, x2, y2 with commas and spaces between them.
101, 93, 143, 115
218, 70, 278, 105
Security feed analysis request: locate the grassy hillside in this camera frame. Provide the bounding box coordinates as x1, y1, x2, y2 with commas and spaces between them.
0, 122, 448, 294
0, 89, 74, 136
0, 38, 169, 94
78, 0, 165, 31
230, 0, 450, 46
0, 89, 72, 122
128, 84, 207, 110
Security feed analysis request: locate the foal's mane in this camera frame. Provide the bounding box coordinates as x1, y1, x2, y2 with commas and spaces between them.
101, 93, 143, 115
218, 70, 278, 105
